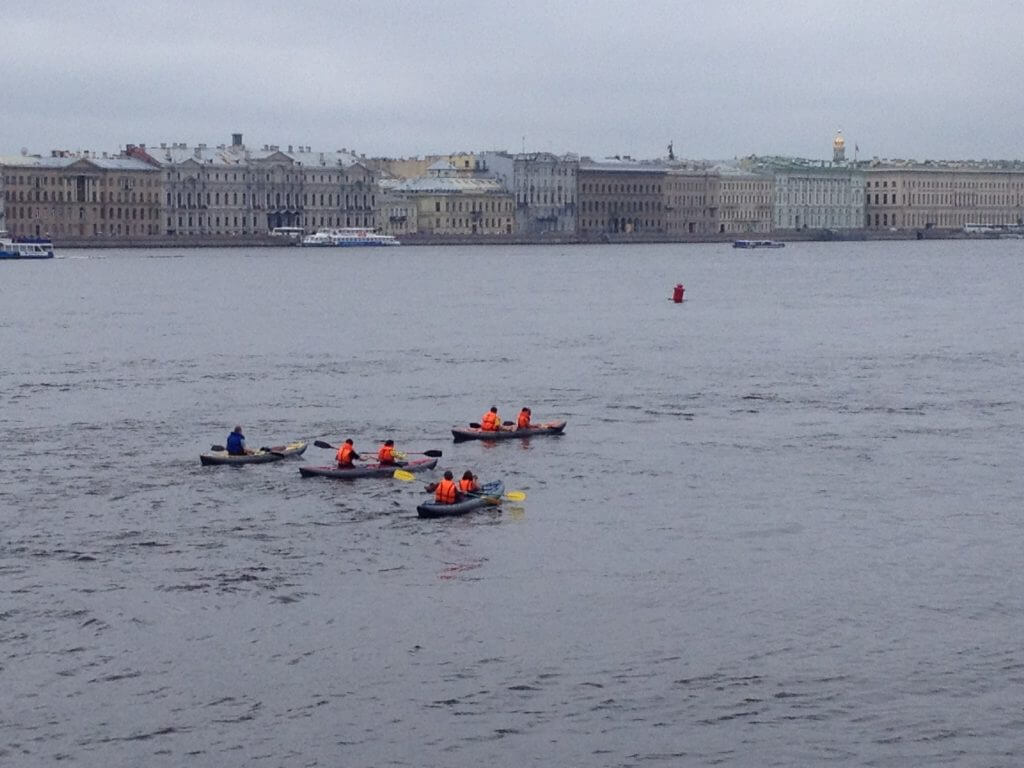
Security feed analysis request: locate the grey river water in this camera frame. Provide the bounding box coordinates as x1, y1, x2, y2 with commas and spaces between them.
2, 240, 1023, 766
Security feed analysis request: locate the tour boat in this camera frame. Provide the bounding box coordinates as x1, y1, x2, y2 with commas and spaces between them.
0, 232, 55, 260
301, 228, 400, 247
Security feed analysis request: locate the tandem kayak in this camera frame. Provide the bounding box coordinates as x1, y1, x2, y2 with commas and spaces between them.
417, 481, 504, 518
200, 441, 307, 466
451, 420, 567, 442
298, 457, 437, 479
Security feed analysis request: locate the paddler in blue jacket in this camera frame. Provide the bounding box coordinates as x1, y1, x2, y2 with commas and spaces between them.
226, 425, 252, 455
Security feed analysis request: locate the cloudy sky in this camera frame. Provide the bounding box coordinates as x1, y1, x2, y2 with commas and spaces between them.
3, 0, 1022, 162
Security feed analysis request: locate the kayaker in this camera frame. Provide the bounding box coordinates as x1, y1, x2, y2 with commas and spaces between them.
516, 407, 532, 430
377, 439, 398, 465
459, 471, 480, 494
435, 470, 460, 504
226, 425, 252, 456
336, 439, 361, 468
480, 406, 501, 432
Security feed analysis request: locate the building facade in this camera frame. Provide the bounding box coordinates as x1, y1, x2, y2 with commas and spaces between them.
577, 160, 667, 235
863, 161, 1024, 230
382, 160, 514, 235
741, 156, 866, 230
129, 135, 379, 237
708, 167, 773, 234
483, 151, 579, 235
663, 167, 714, 235
1, 151, 161, 239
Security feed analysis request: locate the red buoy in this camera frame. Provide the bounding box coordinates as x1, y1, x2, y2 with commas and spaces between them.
672, 283, 685, 303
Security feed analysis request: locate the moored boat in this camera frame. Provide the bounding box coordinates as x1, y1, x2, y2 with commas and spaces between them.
733, 239, 784, 249
300, 227, 400, 247
298, 456, 437, 479
0, 232, 55, 260
451, 420, 567, 442
200, 441, 307, 465
417, 481, 504, 518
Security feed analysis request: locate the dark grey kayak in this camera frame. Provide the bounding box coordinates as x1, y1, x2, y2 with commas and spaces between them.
298, 457, 437, 479
451, 421, 566, 442
417, 481, 504, 518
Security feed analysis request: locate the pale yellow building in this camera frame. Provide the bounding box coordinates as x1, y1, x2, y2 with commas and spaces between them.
864, 161, 1024, 230
1, 151, 161, 239
383, 161, 513, 235
709, 168, 773, 234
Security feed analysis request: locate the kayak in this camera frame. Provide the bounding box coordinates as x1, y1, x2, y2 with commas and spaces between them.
298, 457, 437, 479
200, 441, 307, 466
417, 481, 504, 518
451, 420, 567, 442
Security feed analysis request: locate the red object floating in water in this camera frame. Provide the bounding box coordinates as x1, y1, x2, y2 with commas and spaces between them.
672, 283, 685, 303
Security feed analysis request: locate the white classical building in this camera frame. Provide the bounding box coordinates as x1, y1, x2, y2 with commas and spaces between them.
481, 151, 578, 235
741, 133, 866, 231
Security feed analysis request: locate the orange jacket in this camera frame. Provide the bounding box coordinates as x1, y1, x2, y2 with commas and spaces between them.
435, 478, 458, 504
517, 410, 531, 429
337, 443, 356, 466
481, 411, 500, 431
378, 444, 395, 464
459, 477, 479, 493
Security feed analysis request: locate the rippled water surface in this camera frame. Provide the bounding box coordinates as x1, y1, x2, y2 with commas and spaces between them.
2, 240, 1023, 766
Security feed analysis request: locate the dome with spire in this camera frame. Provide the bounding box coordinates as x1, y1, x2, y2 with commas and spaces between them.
833, 130, 846, 162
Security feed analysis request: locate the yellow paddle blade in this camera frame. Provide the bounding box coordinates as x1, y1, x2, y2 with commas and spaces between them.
393, 469, 416, 482
393, 451, 408, 460
504, 490, 526, 502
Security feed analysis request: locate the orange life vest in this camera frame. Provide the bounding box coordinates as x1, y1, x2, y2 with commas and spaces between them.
517, 411, 531, 429
435, 478, 458, 504
337, 444, 355, 466
481, 411, 500, 431
378, 444, 395, 464
459, 477, 479, 493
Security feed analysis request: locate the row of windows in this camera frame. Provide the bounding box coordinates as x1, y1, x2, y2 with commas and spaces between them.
431, 200, 513, 213
580, 182, 664, 195
2, 174, 157, 187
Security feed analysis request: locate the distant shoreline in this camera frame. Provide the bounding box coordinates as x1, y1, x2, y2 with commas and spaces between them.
46, 229, 1004, 249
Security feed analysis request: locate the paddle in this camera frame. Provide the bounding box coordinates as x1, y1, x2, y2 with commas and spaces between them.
393, 449, 443, 459
467, 421, 515, 429
393, 469, 526, 501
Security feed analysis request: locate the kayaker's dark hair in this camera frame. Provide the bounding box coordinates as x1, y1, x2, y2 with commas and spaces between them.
462, 470, 474, 480
443, 470, 454, 479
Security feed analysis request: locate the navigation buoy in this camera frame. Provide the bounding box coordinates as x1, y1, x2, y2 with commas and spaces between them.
672, 283, 685, 303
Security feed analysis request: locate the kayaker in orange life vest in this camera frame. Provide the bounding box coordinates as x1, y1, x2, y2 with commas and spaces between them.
435, 470, 459, 504
516, 407, 533, 430
336, 438, 361, 468
459, 471, 480, 494
480, 406, 501, 432
377, 439, 398, 465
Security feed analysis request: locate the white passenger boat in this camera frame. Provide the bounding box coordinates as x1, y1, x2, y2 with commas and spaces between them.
301, 228, 400, 247
0, 232, 55, 260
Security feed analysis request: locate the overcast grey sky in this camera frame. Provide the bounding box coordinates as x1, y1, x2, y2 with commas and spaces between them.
4, 0, 1022, 161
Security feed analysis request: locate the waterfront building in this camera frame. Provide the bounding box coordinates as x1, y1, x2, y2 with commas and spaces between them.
708, 166, 773, 234
0, 150, 161, 239
483, 151, 579, 235
381, 160, 513, 235
663, 166, 714, 235
740, 157, 866, 231
577, 159, 666, 236
375, 185, 419, 236
863, 160, 1024, 230
131, 134, 377, 237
